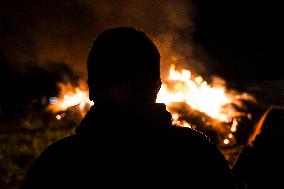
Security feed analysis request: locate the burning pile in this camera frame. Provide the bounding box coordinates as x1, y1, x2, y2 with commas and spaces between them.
47, 64, 255, 147
156, 64, 254, 146
48, 82, 94, 117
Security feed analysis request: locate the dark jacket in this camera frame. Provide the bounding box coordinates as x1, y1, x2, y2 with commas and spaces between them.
22, 103, 237, 189
233, 107, 284, 189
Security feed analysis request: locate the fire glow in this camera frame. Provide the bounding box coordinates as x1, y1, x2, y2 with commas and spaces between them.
48, 64, 254, 145
157, 64, 232, 122
48, 82, 94, 115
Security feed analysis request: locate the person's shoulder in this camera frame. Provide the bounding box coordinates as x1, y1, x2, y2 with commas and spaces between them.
37, 134, 81, 161
168, 125, 212, 144
21, 134, 82, 188
167, 125, 227, 159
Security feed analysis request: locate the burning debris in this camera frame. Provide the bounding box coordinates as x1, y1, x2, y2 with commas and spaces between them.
47, 63, 256, 149
48, 82, 94, 117
156, 64, 255, 146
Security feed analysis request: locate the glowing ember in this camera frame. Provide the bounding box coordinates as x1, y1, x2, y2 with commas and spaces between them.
228, 133, 234, 139
171, 113, 192, 128
55, 114, 62, 120
223, 139, 230, 145
230, 119, 238, 132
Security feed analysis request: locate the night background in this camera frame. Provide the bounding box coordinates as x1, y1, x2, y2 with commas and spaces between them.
1, 0, 283, 188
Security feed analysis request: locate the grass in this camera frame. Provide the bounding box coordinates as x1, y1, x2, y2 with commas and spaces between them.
0, 107, 81, 189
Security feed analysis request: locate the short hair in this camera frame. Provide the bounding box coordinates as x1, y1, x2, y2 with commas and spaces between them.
87, 27, 161, 100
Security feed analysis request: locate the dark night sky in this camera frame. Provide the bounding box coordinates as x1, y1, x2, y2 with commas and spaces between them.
193, 0, 284, 82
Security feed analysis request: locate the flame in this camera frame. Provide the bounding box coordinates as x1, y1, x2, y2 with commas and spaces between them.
48, 82, 94, 116
48, 64, 255, 146
154, 64, 256, 140
48, 64, 252, 122
157, 64, 232, 122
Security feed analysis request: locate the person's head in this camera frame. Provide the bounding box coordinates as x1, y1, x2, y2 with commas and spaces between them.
87, 27, 161, 105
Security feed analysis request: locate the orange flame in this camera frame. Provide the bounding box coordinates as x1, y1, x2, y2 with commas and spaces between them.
48, 82, 94, 116
157, 64, 232, 122
157, 64, 254, 123
48, 64, 255, 146
48, 65, 253, 122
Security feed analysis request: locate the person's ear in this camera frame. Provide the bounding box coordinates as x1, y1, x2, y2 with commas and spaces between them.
87, 81, 95, 101
89, 90, 95, 101
156, 80, 162, 93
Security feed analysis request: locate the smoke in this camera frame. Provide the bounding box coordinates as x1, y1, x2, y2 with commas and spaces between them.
1, 0, 94, 77
1, 0, 207, 81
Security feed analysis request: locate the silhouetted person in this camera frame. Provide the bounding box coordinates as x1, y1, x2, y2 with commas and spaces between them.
22, 27, 237, 189
233, 106, 284, 189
